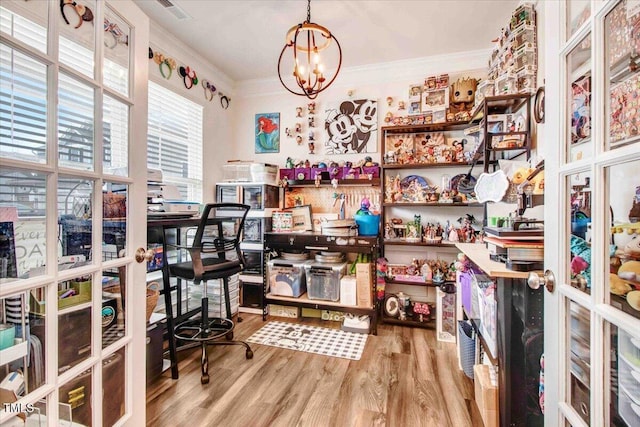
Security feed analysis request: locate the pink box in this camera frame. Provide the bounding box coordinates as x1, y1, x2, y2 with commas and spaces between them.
342, 167, 360, 179
361, 166, 380, 178
328, 166, 342, 179
294, 167, 310, 180
310, 167, 326, 179
279, 169, 294, 180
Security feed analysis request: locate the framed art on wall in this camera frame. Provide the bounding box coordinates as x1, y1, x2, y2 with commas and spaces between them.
324, 99, 377, 154
255, 112, 280, 153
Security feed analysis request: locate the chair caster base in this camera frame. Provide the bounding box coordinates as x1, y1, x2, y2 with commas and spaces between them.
201, 374, 209, 384
225, 331, 234, 340
246, 349, 253, 359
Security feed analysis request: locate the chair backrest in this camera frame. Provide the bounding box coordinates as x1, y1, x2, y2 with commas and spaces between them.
193, 203, 250, 263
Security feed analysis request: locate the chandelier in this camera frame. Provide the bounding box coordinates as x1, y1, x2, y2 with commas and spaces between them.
277, 0, 342, 99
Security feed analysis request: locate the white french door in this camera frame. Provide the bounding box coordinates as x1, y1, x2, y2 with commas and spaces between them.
0, 0, 148, 425
544, 1, 640, 426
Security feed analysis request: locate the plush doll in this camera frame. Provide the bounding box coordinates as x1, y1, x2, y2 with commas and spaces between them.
570, 235, 591, 288
376, 257, 388, 301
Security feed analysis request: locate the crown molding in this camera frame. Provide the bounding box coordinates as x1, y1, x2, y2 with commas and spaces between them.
235, 48, 490, 99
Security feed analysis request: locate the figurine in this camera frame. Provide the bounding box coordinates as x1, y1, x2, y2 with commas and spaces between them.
308, 116, 315, 127
285, 157, 294, 169
308, 130, 315, 142
296, 106, 303, 117
296, 135, 303, 145
308, 142, 315, 154
285, 127, 293, 138
449, 77, 478, 113
307, 102, 316, 114
295, 122, 302, 133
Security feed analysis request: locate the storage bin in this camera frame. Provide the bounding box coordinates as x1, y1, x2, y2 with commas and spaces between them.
268, 304, 299, 318
342, 167, 360, 179
268, 259, 309, 297
474, 364, 499, 427
294, 167, 310, 180
305, 262, 346, 301
458, 320, 476, 379
250, 163, 278, 184
361, 165, 380, 178
279, 168, 295, 180
310, 167, 327, 179
223, 162, 252, 182
354, 214, 380, 236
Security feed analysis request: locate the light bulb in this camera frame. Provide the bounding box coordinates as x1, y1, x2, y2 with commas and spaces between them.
313, 53, 320, 64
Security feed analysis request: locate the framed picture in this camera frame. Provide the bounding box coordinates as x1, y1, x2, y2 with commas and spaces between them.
290, 205, 312, 231
324, 99, 377, 154
255, 112, 280, 153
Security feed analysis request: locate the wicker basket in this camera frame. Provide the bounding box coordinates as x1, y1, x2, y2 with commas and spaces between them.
146, 282, 160, 322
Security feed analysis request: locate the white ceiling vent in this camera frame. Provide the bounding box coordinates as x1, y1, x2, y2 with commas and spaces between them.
156, 0, 191, 21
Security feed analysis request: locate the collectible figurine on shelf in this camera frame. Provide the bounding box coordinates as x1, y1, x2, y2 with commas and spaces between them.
285, 127, 293, 138
449, 77, 478, 114
307, 102, 316, 114
308, 116, 315, 127
296, 106, 303, 117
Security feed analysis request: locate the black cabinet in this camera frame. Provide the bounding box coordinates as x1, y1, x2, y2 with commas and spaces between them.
496, 277, 544, 427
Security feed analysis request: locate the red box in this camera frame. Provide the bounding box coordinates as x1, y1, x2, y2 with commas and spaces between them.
294, 167, 310, 180
279, 168, 294, 180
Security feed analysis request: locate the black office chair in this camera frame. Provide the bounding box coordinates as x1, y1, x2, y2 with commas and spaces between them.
167, 203, 253, 384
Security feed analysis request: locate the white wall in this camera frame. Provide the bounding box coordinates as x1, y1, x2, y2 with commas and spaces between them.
149, 26, 236, 203
232, 50, 490, 166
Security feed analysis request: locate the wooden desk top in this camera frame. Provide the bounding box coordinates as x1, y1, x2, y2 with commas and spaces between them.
455, 243, 531, 279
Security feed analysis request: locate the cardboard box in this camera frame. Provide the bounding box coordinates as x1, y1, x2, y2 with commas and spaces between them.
474, 364, 499, 427
340, 276, 357, 306
321, 310, 345, 321
268, 304, 299, 318
301, 308, 322, 318
356, 263, 373, 308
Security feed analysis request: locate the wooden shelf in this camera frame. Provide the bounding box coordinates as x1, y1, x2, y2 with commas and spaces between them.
381, 121, 470, 133
382, 315, 436, 329
283, 178, 380, 188
383, 202, 483, 207
382, 161, 473, 169
385, 278, 454, 287
383, 239, 460, 248
265, 293, 375, 315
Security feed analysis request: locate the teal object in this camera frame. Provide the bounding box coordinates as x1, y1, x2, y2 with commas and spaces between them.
355, 214, 380, 236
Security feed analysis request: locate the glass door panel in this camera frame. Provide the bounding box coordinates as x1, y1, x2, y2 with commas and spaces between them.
0, 44, 48, 164
610, 324, 640, 426
569, 300, 591, 424
0, 0, 48, 53
58, 177, 93, 264
58, 0, 95, 79
567, 1, 591, 39
568, 34, 592, 162
103, 96, 130, 176
103, 347, 125, 425
569, 172, 592, 294
59, 368, 93, 426
605, 1, 640, 151
1, 169, 47, 280
608, 160, 640, 317
103, 7, 130, 97
58, 74, 95, 171
102, 268, 125, 349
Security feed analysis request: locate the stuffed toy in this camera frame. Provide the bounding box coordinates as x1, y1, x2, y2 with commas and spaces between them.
376, 257, 388, 301
570, 235, 591, 288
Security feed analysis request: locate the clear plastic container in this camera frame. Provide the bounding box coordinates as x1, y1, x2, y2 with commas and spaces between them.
305, 262, 346, 301
268, 259, 310, 297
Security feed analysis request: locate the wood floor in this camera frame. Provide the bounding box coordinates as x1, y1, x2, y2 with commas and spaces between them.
145, 314, 483, 427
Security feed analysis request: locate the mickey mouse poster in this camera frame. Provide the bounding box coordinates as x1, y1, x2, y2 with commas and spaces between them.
324, 99, 377, 154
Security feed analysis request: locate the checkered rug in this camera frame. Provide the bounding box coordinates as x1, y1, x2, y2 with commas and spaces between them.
246, 321, 368, 361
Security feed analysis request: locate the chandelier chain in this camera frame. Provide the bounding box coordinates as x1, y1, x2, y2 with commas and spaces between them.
306, 0, 311, 23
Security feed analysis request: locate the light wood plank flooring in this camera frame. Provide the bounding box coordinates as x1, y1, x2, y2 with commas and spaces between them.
146, 314, 483, 427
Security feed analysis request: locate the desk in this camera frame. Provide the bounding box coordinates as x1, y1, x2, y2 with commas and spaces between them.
147, 215, 201, 379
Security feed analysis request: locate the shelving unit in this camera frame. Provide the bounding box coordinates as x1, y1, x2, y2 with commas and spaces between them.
379, 120, 487, 331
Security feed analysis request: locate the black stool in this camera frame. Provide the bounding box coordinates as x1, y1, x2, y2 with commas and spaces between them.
165, 203, 253, 384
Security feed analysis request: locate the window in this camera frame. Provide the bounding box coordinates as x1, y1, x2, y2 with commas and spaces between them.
147, 81, 203, 202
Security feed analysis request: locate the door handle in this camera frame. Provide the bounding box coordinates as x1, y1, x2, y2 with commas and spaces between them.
135, 247, 155, 264
528, 269, 555, 293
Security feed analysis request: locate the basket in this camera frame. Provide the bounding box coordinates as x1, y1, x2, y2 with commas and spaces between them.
146, 282, 160, 322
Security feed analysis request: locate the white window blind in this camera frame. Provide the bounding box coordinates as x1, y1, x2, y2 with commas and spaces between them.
147, 81, 203, 203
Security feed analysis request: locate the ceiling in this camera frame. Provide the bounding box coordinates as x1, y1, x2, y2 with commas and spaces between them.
137, 0, 519, 83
